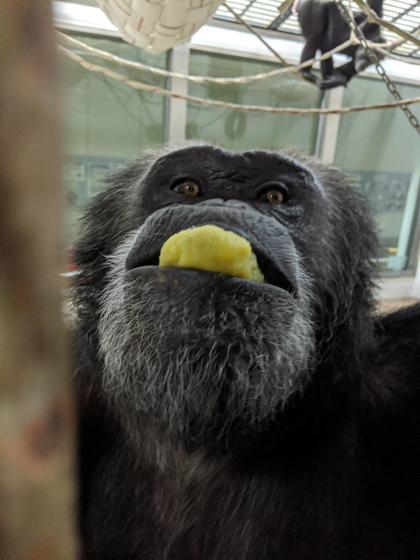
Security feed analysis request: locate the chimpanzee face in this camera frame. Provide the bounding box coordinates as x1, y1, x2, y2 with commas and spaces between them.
76, 145, 376, 443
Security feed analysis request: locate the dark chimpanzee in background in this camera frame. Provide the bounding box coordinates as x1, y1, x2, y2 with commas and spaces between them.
295, 0, 385, 89
74, 145, 420, 559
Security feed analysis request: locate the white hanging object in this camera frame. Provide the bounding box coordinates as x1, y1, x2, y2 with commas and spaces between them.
96, 0, 224, 54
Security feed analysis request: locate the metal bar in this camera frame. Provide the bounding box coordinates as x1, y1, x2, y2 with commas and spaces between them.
390, 2, 417, 23
224, 3, 288, 64
388, 163, 420, 271
53, 1, 119, 36
166, 43, 189, 143
315, 86, 345, 163
412, 243, 420, 298
269, 7, 293, 31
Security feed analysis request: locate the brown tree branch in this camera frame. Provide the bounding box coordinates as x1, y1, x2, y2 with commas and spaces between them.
0, 1, 77, 558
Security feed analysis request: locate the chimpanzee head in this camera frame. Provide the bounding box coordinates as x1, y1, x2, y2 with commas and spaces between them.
74, 145, 377, 445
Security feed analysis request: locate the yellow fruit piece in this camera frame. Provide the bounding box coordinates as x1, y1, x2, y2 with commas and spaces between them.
159, 225, 264, 283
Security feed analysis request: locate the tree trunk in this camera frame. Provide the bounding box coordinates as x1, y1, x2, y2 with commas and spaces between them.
0, 2, 77, 559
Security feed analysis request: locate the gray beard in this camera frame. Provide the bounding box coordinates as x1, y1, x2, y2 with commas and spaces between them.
98, 235, 315, 442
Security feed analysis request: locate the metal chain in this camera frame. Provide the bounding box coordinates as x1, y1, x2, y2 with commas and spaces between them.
335, 0, 420, 135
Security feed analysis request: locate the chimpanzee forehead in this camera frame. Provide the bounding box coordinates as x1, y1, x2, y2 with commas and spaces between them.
152, 145, 312, 181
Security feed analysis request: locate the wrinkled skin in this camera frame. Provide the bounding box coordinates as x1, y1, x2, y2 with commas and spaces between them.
74, 145, 420, 560
297, 0, 385, 90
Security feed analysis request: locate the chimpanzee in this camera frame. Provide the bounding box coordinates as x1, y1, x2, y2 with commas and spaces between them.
74, 145, 420, 559
295, 0, 385, 89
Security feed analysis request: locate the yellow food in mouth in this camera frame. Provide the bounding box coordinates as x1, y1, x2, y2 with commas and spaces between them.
159, 225, 264, 283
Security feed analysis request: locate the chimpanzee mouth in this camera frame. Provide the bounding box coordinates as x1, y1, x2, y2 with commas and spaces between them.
127, 248, 297, 297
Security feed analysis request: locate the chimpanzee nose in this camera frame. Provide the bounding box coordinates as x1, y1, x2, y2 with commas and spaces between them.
199, 198, 250, 210
225, 199, 250, 210
199, 198, 225, 206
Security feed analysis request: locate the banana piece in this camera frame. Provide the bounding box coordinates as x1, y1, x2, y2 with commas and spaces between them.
159, 225, 264, 283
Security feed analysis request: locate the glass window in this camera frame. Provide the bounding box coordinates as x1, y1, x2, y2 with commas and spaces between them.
334, 77, 420, 271
186, 51, 322, 153
62, 33, 168, 241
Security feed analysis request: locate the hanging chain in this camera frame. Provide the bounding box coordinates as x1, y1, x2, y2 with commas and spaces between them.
335, 0, 420, 135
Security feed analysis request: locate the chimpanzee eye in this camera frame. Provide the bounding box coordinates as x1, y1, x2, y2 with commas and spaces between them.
259, 188, 288, 205
173, 180, 201, 197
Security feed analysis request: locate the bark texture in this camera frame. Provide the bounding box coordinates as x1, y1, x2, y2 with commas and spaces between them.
0, 2, 77, 558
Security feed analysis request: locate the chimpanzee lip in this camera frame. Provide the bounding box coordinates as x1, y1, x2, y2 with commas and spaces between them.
127, 248, 297, 297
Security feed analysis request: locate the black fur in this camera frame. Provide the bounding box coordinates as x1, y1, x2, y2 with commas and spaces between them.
73, 145, 420, 559
296, 0, 385, 90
